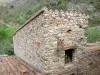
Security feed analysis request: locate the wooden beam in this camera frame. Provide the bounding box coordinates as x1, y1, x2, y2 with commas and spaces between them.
63, 45, 76, 51
88, 47, 100, 51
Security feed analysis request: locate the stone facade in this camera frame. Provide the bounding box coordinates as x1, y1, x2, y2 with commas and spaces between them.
13, 7, 100, 75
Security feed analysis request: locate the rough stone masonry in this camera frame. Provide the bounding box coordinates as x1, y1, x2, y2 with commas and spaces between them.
13, 7, 100, 75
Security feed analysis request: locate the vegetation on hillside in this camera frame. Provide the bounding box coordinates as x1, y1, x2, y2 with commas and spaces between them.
88, 16, 100, 27
0, 0, 100, 26
86, 27, 100, 42
0, 26, 16, 55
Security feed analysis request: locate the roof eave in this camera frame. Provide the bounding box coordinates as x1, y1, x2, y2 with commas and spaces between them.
13, 9, 44, 36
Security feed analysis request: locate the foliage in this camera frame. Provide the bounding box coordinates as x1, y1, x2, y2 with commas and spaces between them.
0, 0, 68, 25
86, 27, 100, 43
0, 26, 16, 55
6, 49, 14, 55
0, 28, 8, 40
88, 16, 100, 27
0, 27, 16, 39
44, 0, 68, 10
93, 1, 100, 10
3, 3, 42, 25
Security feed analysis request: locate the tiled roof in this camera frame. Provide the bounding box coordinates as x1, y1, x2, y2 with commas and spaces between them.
0, 56, 42, 75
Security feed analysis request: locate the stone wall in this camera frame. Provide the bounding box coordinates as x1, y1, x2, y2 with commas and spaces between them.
13, 12, 45, 74
42, 7, 89, 75
13, 7, 100, 75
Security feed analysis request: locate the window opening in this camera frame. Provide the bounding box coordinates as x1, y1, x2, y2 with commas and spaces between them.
65, 49, 75, 64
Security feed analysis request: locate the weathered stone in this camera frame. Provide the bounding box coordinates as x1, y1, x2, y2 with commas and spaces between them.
13, 7, 100, 75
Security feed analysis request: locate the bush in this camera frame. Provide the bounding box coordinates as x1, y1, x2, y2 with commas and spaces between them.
44, 0, 68, 10
0, 26, 16, 55
94, 2, 100, 10
0, 28, 8, 40
88, 16, 100, 27
86, 27, 100, 43
6, 49, 14, 55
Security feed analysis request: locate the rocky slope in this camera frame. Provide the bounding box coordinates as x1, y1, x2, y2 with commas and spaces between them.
0, 0, 100, 27
0, 0, 25, 6
0, 0, 13, 6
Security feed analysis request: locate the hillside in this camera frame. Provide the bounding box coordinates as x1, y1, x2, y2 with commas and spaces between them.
0, 0, 100, 55
0, 0, 100, 26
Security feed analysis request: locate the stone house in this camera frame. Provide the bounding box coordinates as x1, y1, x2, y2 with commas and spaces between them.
13, 7, 100, 75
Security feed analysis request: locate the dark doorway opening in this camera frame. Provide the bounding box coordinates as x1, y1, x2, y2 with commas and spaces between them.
65, 49, 75, 64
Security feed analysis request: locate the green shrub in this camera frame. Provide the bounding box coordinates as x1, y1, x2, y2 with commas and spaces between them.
86, 27, 100, 43
6, 49, 14, 55
94, 2, 100, 10
44, 0, 68, 10
88, 16, 100, 27
0, 26, 16, 55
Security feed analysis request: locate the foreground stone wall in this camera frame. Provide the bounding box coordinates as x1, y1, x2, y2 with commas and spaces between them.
13, 7, 100, 75
41, 7, 89, 75
13, 12, 45, 74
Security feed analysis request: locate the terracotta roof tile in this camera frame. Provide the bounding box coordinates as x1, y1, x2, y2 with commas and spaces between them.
0, 56, 43, 75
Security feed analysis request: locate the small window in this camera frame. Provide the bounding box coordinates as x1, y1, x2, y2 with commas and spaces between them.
65, 49, 74, 64
79, 25, 82, 28
67, 29, 72, 33
71, 73, 75, 75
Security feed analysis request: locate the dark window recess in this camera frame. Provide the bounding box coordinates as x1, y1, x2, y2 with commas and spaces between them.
71, 73, 75, 75
79, 38, 83, 41
79, 25, 82, 28
65, 49, 74, 64
67, 29, 72, 33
